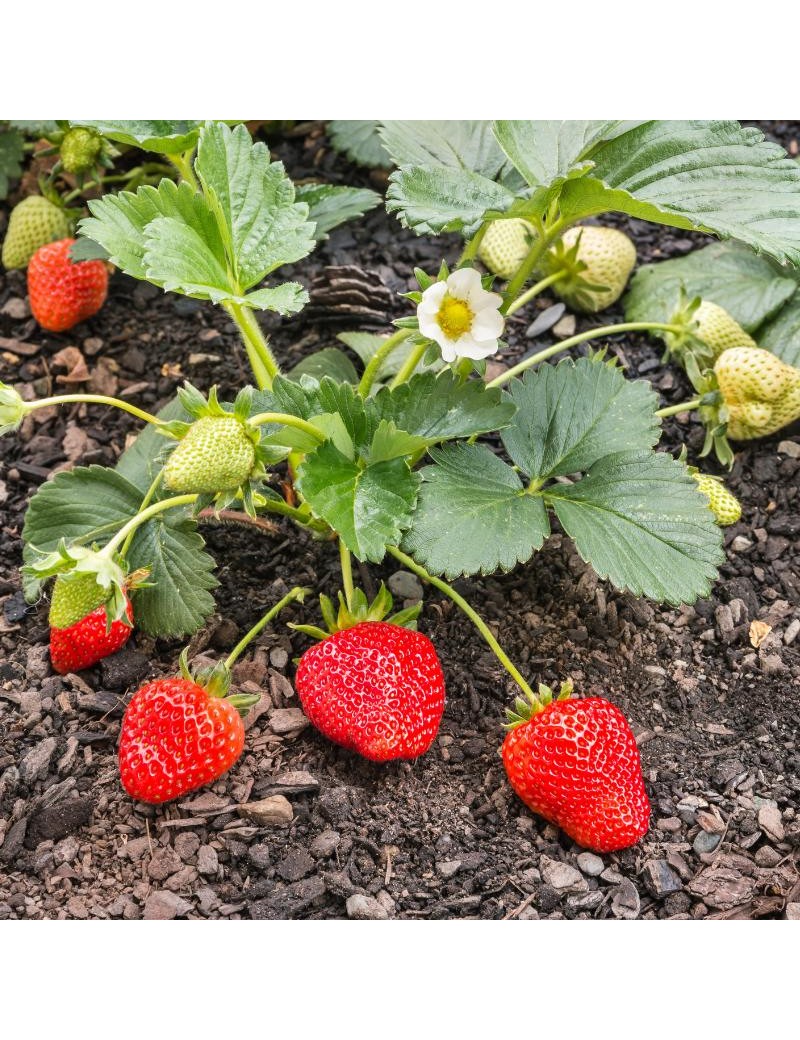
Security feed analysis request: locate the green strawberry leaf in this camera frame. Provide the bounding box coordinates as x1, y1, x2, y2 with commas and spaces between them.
401, 442, 550, 577
78, 123, 315, 311
373, 370, 516, 445
115, 397, 190, 490
194, 122, 316, 289
380, 121, 510, 179
624, 240, 798, 332
22, 466, 217, 637
77, 120, 204, 154
0, 128, 24, 200
269, 376, 377, 453
328, 121, 391, 168
288, 347, 359, 384
546, 450, 724, 606
295, 183, 382, 240
501, 356, 660, 481
558, 121, 800, 265
296, 441, 420, 562
69, 238, 110, 262
758, 292, 800, 367
367, 419, 428, 463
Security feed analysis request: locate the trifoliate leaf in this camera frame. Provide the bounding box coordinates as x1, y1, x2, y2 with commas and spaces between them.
329, 121, 391, 168
295, 182, 382, 239
386, 165, 515, 236
373, 370, 516, 445
624, 240, 797, 332
501, 356, 660, 481
401, 442, 550, 578
380, 121, 509, 179
22, 466, 217, 637
546, 450, 724, 605
288, 348, 359, 384
367, 420, 428, 463
296, 441, 420, 562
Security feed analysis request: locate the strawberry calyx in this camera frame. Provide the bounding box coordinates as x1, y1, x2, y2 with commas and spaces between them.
538, 232, 607, 310
504, 679, 574, 730
662, 291, 713, 374
177, 648, 260, 717
0, 380, 29, 436
290, 582, 421, 641
687, 367, 735, 468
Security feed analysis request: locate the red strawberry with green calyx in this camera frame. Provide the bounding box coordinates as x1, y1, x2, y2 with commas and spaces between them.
292, 584, 444, 762
119, 651, 259, 804
502, 680, 650, 853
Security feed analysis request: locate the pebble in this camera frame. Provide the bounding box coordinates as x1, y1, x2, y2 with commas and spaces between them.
642, 859, 683, 898
731, 536, 753, 552
754, 846, 782, 868
20, 737, 57, 785
757, 805, 785, 843
197, 845, 219, 876
540, 856, 588, 894
436, 859, 462, 878
693, 830, 721, 855
388, 570, 424, 600
611, 879, 640, 920
576, 852, 604, 877
309, 830, 341, 859
238, 795, 294, 826
656, 817, 683, 833
784, 619, 800, 645
143, 890, 193, 921
269, 707, 309, 736
346, 894, 389, 920
552, 314, 577, 338
566, 891, 604, 912
777, 439, 800, 458
248, 844, 272, 873
269, 647, 289, 670
147, 847, 182, 881
25, 645, 51, 680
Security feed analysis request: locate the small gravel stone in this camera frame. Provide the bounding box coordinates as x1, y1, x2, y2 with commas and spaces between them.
239, 795, 294, 826
269, 707, 309, 735
758, 805, 785, 842
346, 894, 389, 920
436, 859, 462, 878
777, 439, 800, 458
611, 879, 640, 920
197, 845, 219, 876
576, 852, 604, 877
657, 816, 683, 833
309, 830, 341, 859
694, 830, 722, 855
143, 890, 193, 920
388, 570, 423, 600
248, 844, 272, 872
269, 647, 289, 670
20, 737, 57, 784
147, 846, 182, 881
540, 856, 588, 894
642, 859, 683, 898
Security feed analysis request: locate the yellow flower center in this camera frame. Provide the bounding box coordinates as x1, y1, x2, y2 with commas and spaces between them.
436, 295, 474, 340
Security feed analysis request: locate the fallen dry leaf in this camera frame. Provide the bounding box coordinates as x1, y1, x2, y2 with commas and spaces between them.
52, 346, 89, 384
749, 620, 772, 648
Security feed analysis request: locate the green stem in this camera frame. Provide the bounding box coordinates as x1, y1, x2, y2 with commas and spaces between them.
389, 342, 428, 389
248, 412, 326, 442
30, 393, 163, 427
102, 494, 198, 558
656, 398, 701, 418
502, 217, 559, 313
339, 540, 354, 610
170, 150, 199, 191
224, 586, 310, 669
223, 301, 280, 391
119, 471, 164, 559
506, 270, 569, 317
486, 321, 688, 389
457, 222, 489, 266
387, 547, 537, 700
357, 329, 412, 397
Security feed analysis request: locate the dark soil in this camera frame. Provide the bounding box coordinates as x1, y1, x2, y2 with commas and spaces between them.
1, 122, 798, 921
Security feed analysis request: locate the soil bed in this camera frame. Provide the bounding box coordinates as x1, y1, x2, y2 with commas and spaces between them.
0, 122, 798, 921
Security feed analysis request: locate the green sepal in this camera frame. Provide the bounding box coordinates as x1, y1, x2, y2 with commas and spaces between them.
393, 316, 420, 329
157, 420, 192, 440
503, 679, 573, 729
298, 580, 421, 640
414, 267, 434, 290
178, 646, 256, 711
0, 380, 31, 436
400, 290, 424, 304
688, 369, 735, 469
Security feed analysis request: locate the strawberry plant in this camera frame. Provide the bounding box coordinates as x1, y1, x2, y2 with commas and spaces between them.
5, 118, 800, 852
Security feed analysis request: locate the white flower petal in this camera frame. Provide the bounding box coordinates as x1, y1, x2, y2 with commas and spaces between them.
439, 339, 458, 363
451, 333, 500, 360
467, 285, 504, 312
418, 311, 442, 339
470, 308, 505, 341
446, 267, 482, 300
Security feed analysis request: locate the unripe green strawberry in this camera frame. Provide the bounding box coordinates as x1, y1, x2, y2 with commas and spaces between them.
60, 127, 103, 174
715, 347, 800, 440
693, 474, 742, 526
544, 226, 636, 313
1, 196, 71, 270
478, 219, 535, 280
49, 572, 108, 628
692, 301, 756, 359
164, 415, 257, 493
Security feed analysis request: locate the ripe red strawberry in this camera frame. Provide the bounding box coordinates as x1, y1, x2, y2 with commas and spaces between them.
27, 237, 108, 332
50, 592, 134, 675
502, 684, 650, 853
119, 674, 247, 804
295, 621, 445, 762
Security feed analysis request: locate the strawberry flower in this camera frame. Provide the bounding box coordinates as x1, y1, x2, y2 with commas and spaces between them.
0, 380, 29, 436
417, 268, 504, 363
